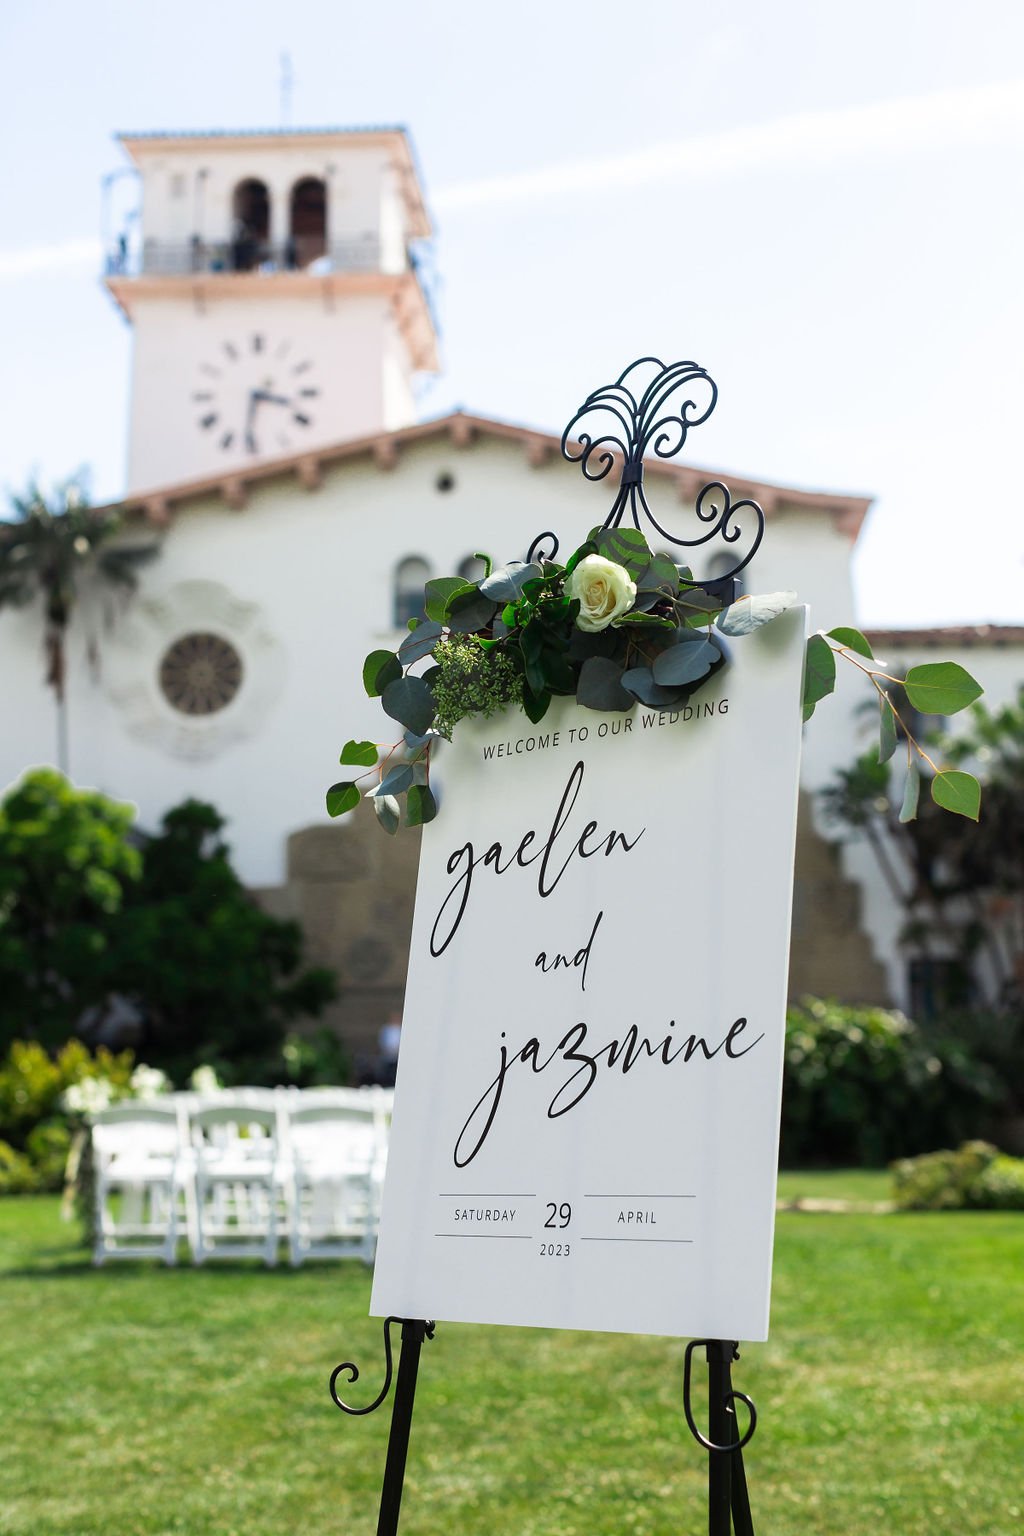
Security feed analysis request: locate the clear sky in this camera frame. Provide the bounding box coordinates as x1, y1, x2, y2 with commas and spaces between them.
1, 0, 1022, 627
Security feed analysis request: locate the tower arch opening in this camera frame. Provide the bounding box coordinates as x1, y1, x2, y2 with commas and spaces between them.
289, 177, 328, 268
231, 179, 270, 270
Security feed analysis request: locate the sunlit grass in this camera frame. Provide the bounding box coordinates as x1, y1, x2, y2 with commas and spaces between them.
1, 1187, 1021, 1536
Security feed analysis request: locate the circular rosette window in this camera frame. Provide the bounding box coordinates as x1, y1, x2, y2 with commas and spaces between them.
159, 632, 244, 716
102, 579, 285, 760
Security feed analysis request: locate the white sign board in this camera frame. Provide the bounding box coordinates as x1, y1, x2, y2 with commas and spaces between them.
371, 607, 807, 1341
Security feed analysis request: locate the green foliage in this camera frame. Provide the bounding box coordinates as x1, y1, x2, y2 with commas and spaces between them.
336, 529, 798, 831
279, 1028, 352, 1088
801, 633, 836, 720
822, 687, 1023, 1026
0, 1141, 39, 1195
809, 640, 983, 821
781, 997, 997, 1166
891, 1140, 1024, 1211
0, 772, 141, 1049
0, 1038, 137, 1192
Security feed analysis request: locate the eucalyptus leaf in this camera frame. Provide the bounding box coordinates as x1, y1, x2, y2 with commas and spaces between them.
592, 526, 653, 577
676, 586, 722, 622
479, 561, 542, 603
904, 662, 984, 717
576, 656, 634, 712
404, 729, 433, 750
398, 620, 443, 666
381, 674, 435, 736
899, 762, 921, 823
802, 634, 837, 722
636, 555, 680, 594
652, 634, 720, 687
931, 769, 981, 821
362, 649, 401, 697
827, 625, 874, 660
406, 784, 437, 827
878, 696, 898, 764
326, 781, 360, 818
338, 739, 378, 768
372, 795, 401, 835
424, 577, 473, 623
446, 589, 499, 634
621, 666, 687, 708
717, 590, 797, 637
376, 763, 414, 797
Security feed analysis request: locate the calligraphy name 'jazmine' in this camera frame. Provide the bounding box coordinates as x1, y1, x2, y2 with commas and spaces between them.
429, 760, 644, 957
453, 1016, 764, 1167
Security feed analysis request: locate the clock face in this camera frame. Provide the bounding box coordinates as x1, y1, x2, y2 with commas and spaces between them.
191, 334, 320, 455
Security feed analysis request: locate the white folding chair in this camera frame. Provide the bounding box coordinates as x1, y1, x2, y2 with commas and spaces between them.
189, 1097, 280, 1265
91, 1101, 189, 1266
286, 1088, 390, 1267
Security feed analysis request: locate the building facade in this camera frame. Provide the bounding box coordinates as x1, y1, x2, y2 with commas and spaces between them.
2, 126, 1019, 1063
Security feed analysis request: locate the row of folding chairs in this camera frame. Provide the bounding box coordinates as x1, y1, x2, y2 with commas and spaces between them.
89, 1087, 393, 1268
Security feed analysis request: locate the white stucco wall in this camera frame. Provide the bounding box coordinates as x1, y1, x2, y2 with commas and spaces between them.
0, 435, 867, 892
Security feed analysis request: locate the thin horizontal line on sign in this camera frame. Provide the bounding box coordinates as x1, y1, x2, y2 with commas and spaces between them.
580, 1234, 693, 1247
434, 1232, 534, 1240
437, 1193, 537, 1198
583, 1193, 697, 1200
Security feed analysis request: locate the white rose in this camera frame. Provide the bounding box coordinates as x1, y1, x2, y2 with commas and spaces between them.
566, 554, 637, 632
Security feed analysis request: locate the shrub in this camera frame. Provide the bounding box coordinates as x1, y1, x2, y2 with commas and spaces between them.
0, 1038, 139, 1194
891, 1141, 1024, 1211
0, 1140, 40, 1195
781, 997, 998, 1166
970, 1152, 1024, 1210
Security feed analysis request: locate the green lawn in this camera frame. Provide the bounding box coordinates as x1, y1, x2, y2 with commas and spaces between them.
1, 1188, 1021, 1536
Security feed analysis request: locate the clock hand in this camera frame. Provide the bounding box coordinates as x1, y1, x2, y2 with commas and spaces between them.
245, 389, 259, 454
251, 389, 293, 407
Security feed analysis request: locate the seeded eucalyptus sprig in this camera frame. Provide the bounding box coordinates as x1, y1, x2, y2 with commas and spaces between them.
802, 629, 984, 821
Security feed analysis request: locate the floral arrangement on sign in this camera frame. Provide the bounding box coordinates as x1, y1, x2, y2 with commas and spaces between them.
327, 358, 983, 834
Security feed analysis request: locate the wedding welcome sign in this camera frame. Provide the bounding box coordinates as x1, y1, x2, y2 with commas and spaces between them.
370, 605, 807, 1342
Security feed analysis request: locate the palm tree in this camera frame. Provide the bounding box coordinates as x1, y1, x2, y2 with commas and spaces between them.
0, 475, 158, 773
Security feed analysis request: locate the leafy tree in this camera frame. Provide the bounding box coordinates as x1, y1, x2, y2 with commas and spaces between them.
0, 773, 338, 1080
821, 688, 1024, 1119
0, 770, 140, 1049
108, 801, 338, 1083
0, 475, 156, 771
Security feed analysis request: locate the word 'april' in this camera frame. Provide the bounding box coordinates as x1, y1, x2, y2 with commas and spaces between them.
429, 760, 644, 957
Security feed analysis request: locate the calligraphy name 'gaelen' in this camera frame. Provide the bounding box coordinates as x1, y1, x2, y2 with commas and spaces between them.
453, 1016, 764, 1167
429, 760, 644, 957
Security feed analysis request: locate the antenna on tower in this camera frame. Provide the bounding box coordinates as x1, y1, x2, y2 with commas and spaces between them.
280, 51, 293, 127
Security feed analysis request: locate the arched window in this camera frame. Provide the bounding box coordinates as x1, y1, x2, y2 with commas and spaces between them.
457, 555, 487, 585
289, 177, 327, 268
231, 179, 270, 270
394, 556, 431, 629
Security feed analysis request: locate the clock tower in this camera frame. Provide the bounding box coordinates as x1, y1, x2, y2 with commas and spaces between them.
103, 127, 438, 492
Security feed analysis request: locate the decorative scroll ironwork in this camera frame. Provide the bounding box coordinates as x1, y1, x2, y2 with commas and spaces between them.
682, 1338, 757, 1454
329, 1316, 436, 1417
555, 356, 765, 587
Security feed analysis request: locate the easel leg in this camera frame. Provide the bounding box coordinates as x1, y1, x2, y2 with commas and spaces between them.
707, 1341, 735, 1536
683, 1338, 757, 1536
376, 1319, 430, 1536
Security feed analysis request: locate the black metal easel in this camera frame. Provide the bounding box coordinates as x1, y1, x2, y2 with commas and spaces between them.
331, 359, 767, 1533
331, 1321, 758, 1535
